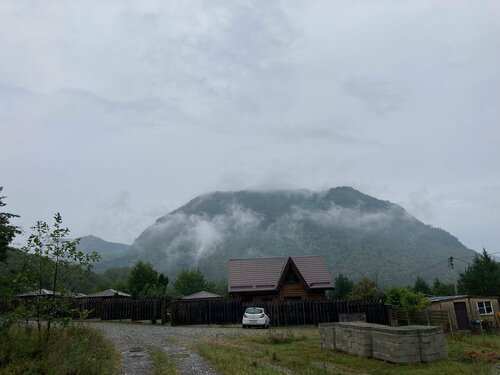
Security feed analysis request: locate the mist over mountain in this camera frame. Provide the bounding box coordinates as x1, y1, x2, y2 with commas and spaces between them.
96, 187, 476, 286
78, 235, 130, 259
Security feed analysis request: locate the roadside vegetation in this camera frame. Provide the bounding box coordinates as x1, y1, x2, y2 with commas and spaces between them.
149, 348, 180, 375
194, 328, 499, 375
0, 324, 120, 375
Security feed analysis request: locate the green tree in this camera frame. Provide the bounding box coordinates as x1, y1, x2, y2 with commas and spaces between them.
0, 187, 21, 262
431, 278, 455, 296
458, 249, 500, 295
386, 286, 429, 313
329, 273, 354, 299
18, 213, 100, 340
348, 277, 381, 300
127, 261, 160, 298
173, 269, 208, 298
413, 276, 432, 295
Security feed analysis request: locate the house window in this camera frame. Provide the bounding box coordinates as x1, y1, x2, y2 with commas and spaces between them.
477, 301, 493, 315
285, 271, 298, 283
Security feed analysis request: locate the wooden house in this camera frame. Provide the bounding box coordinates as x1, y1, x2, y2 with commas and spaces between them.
227, 256, 334, 303
428, 295, 500, 330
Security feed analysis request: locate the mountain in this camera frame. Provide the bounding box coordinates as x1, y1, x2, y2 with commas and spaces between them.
78, 235, 130, 260
97, 187, 477, 286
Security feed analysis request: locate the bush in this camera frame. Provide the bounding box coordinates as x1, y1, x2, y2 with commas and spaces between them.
0, 324, 119, 374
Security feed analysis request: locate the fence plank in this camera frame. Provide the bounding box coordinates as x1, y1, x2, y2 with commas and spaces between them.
170, 299, 388, 326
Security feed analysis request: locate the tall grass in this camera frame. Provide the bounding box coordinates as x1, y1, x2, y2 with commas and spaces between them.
0, 324, 120, 375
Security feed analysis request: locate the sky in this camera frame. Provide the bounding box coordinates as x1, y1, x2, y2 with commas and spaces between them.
1, 1, 499, 253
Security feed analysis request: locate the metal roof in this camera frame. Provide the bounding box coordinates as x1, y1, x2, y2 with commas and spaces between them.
18, 289, 60, 297
228, 256, 333, 293
181, 291, 222, 300
429, 295, 499, 302
81, 289, 131, 298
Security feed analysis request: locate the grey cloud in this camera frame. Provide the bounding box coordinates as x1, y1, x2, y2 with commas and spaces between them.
341, 76, 408, 116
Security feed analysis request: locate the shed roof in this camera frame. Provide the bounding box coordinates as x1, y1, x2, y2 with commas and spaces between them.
18, 289, 60, 297
228, 256, 333, 293
81, 289, 131, 298
181, 291, 222, 300
429, 295, 499, 303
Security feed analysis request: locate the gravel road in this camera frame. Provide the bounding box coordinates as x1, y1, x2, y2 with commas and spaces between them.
88, 322, 269, 375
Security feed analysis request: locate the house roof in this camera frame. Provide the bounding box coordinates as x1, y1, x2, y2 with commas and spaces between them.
228, 256, 333, 293
429, 295, 499, 303
18, 289, 60, 297
81, 289, 131, 298
181, 291, 222, 300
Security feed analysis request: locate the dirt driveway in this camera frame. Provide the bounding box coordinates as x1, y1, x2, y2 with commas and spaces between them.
88, 322, 271, 375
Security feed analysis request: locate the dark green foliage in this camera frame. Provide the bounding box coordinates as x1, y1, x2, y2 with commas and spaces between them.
348, 277, 381, 300
127, 261, 169, 298
99, 187, 477, 286
17, 213, 100, 338
0, 248, 131, 297
386, 286, 429, 313
329, 273, 354, 299
0, 187, 21, 262
457, 249, 500, 296
432, 278, 455, 296
173, 269, 209, 298
413, 276, 432, 295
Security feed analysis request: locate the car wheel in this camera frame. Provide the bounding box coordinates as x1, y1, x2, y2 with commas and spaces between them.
242, 324, 246, 329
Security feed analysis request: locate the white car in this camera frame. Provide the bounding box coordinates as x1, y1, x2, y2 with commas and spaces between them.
242, 307, 270, 329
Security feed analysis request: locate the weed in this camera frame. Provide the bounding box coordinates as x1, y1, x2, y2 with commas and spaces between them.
149, 348, 180, 375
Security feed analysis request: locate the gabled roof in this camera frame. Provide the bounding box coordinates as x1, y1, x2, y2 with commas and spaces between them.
228, 256, 333, 293
181, 291, 222, 300
18, 289, 60, 297
81, 289, 131, 298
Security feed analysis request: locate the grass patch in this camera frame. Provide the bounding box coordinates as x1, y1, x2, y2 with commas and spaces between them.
149, 348, 180, 375
0, 324, 120, 375
194, 328, 499, 375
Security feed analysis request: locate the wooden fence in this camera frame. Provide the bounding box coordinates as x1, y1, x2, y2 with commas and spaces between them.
390, 307, 452, 332
171, 299, 390, 326
0, 298, 168, 323
74, 298, 167, 322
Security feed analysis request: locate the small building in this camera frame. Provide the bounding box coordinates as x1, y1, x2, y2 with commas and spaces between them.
228, 255, 334, 303
428, 295, 500, 330
181, 291, 223, 301
18, 289, 60, 299
79, 289, 131, 299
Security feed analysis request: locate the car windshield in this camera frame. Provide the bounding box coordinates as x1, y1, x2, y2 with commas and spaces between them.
245, 308, 263, 314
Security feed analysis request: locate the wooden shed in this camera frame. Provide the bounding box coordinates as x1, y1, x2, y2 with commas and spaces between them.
78, 289, 131, 299
181, 291, 223, 301
428, 295, 500, 331
228, 256, 334, 303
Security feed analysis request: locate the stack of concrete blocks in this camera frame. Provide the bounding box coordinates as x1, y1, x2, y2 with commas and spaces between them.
334, 322, 374, 357
318, 323, 336, 350
318, 322, 447, 364
371, 325, 447, 364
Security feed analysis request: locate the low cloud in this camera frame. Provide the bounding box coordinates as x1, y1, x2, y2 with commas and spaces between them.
140, 204, 263, 264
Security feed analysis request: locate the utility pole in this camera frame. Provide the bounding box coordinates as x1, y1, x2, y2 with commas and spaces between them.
448, 256, 457, 295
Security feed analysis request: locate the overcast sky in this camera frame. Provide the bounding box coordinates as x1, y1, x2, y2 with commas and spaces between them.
1, 1, 499, 253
